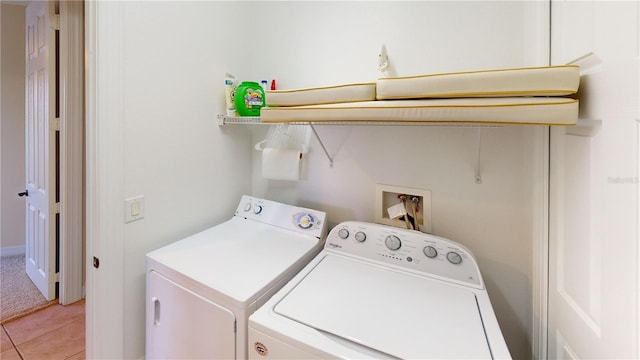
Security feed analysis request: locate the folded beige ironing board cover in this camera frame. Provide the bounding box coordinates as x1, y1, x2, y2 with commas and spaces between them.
260, 97, 579, 125
259, 65, 579, 125
376, 65, 580, 99
266, 83, 376, 107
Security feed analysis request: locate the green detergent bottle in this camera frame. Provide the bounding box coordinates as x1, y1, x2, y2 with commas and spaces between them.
235, 82, 265, 116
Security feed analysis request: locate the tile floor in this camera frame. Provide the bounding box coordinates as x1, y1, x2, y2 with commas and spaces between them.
0, 299, 85, 360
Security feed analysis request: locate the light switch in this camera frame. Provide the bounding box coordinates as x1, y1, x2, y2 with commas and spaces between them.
125, 196, 145, 223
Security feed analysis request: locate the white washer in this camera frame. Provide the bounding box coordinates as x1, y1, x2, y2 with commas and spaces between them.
145, 195, 327, 359
248, 221, 512, 359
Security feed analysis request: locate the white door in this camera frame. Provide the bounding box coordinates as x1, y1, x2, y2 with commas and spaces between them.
548, 1, 639, 359
147, 271, 237, 359
24, 0, 57, 301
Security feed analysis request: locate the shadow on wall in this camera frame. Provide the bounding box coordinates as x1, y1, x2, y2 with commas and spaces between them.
481, 258, 532, 360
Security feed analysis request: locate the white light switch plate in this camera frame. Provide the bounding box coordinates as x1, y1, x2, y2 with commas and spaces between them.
125, 196, 145, 223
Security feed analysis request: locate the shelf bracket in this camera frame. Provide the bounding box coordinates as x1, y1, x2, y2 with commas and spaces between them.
309, 123, 334, 167
565, 118, 602, 137
475, 128, 482, 184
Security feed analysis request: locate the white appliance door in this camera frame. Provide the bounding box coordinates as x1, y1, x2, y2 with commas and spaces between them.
274, 255, 492, 359
147, 271, 236, 359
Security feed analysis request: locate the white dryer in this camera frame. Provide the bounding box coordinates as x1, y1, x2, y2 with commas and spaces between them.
248, 221, 511, 359
145, 195, 327, 359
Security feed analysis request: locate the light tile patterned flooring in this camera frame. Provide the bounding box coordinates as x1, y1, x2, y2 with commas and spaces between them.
0, 299, 85, 359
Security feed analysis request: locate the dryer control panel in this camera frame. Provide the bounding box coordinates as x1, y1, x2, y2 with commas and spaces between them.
235, 195, 328, 239
325, 221, 483, 288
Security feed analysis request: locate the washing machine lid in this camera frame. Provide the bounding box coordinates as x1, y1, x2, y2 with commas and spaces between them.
147, 217, 321, 304
274, 254, 493, 359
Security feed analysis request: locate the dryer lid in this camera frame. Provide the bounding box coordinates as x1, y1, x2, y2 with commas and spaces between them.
274, 255, 493, 359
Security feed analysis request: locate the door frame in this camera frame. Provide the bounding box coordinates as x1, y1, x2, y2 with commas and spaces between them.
85, 1, 125, 357
58, 0, 84, 305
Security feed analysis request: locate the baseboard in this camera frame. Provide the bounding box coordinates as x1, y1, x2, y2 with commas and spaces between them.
0, 246, 26, 257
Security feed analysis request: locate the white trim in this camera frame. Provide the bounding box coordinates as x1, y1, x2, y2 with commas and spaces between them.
636, 3, 640, 356
0, 245, 26, 257
532, 126, 550, 360
58, 0, 84, 306
86, 1, 125, 358
532, 1, 551, 359
0, 4, 3, 253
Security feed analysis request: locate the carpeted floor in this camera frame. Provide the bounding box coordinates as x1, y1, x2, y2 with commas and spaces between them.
0, 255, 57, 324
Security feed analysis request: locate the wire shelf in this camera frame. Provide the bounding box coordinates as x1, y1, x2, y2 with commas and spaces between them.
217, 114, 496, 180
217, 115, 503, 128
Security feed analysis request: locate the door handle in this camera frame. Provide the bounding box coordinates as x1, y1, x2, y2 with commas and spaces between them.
152, 297, 161, 325
18, 190, 29, 197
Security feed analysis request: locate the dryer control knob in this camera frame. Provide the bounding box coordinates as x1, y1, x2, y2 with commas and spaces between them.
354, 231, 367, 242
244, 203, 252, 212
385, 235, 401, 251
338, 228, 349, 239
297, 214, 315, 229
253, 205, 263, 214
446, 251, 463, 265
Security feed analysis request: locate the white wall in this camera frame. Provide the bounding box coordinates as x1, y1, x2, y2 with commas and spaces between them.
0, 4, 26, 255
119, 2, 254, 357
93, 2, 548, 359
249, 2, 547, 359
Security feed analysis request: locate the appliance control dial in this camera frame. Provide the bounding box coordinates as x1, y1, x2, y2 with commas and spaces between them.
385, 235, 401, 251
244, 202, 252, 212
338, 228, 349, 239
354, 231, 367, 242
423, 246, 438, 258
297, 213, 315, 229
253, 205, 263, 214
447, 251, 463, 265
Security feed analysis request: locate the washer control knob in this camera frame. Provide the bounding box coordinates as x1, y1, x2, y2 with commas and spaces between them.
447, 251, 463, 265
244, 202, 252, 212
354, 231, 367, 242
385, 235, 401, 251
338, 228, 349, 239
423, 246, 438, 258
253, 205, 263, 214
297, 214, 315, 229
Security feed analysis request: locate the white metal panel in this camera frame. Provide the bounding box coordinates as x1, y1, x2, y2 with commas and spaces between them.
147, 271, 236, 359
146, 218, 321, 306
25, 0, 56, 301
274, 255, 491, 359
248, 328, 322, 360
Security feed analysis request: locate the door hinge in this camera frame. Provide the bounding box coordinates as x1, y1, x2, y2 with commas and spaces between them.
52, 117, 61, 131
52, 14, 60, 31
53, 272, 60, 282
55, 202, 61, 214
